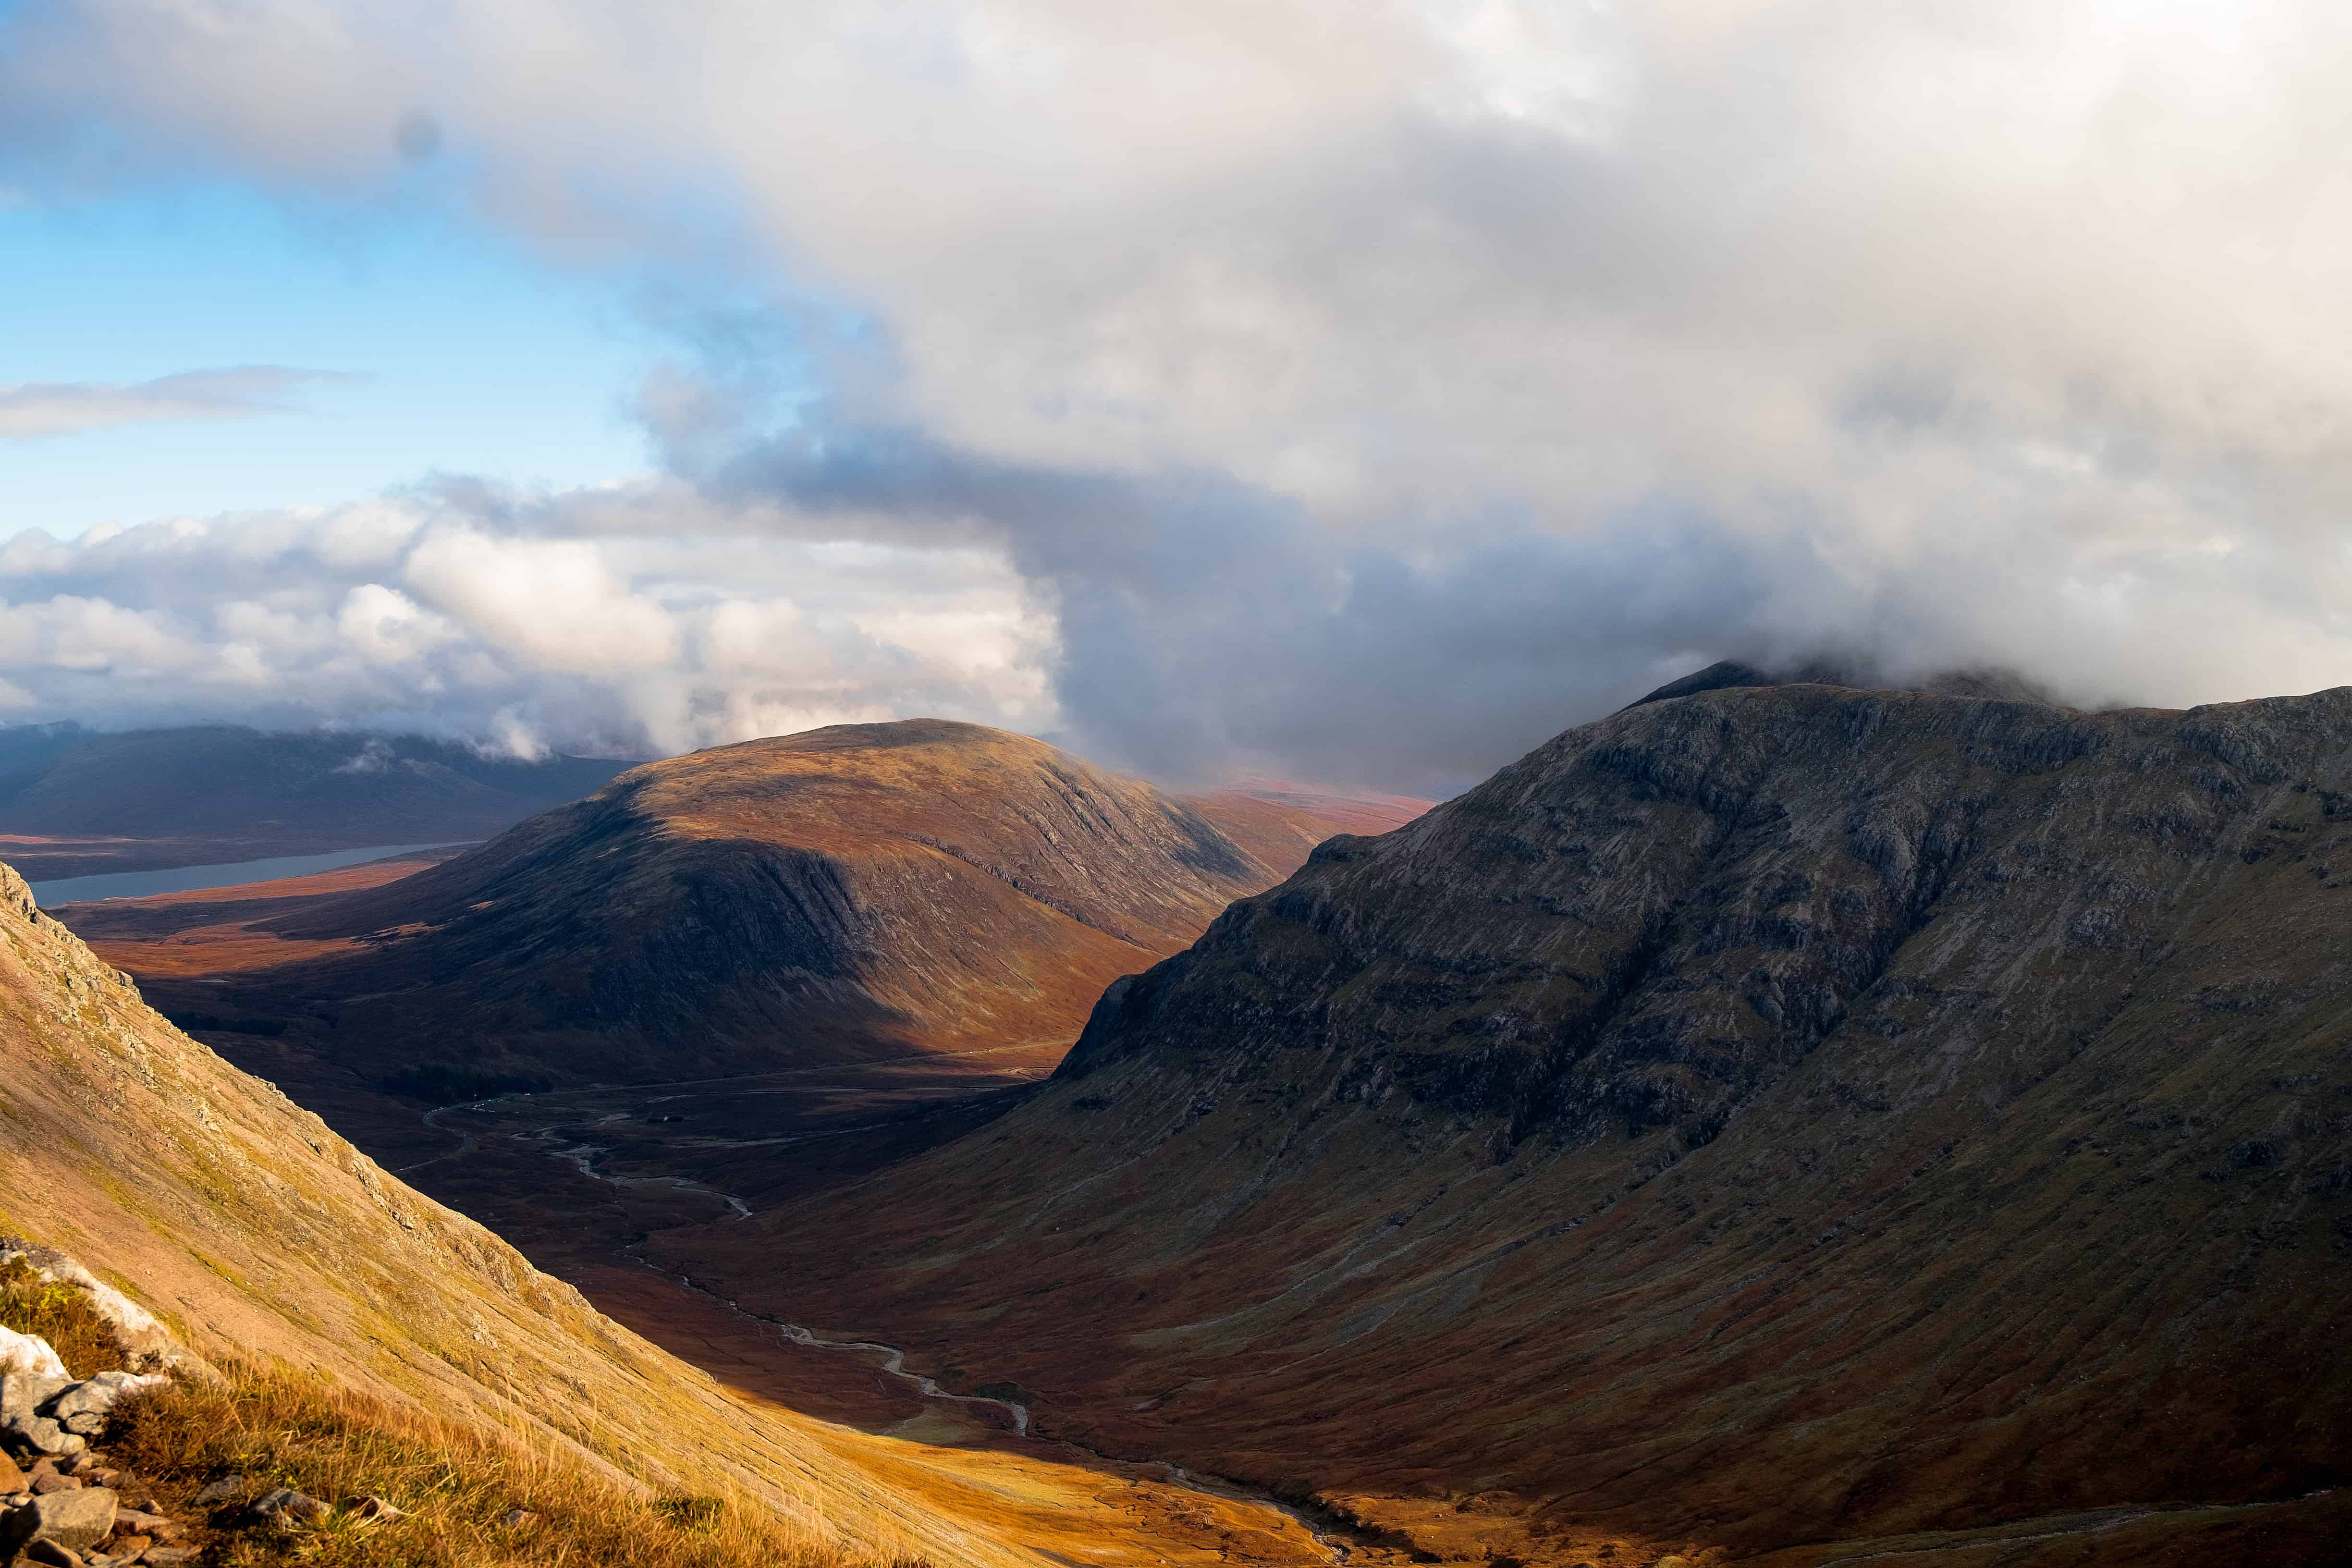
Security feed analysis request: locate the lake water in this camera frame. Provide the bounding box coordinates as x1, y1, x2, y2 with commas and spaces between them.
28, 842, 468, 906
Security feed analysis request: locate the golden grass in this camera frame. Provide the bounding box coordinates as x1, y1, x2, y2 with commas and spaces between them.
107, 1367, 907, 1568
0, 1253, 134, 1374
0, 1259, 901, 1568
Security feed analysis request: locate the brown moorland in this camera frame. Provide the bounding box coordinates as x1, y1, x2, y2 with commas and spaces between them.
661, 679, 2352, 1566
1, 856, 1475, 1568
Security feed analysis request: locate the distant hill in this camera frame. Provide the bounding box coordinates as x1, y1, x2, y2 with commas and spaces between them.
0, 725, 635, 876
103, 719, 1421, 1091
674, 677, 2352, 1565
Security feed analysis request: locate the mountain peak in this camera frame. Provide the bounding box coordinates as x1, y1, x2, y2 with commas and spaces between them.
1623, 657, 2059, 711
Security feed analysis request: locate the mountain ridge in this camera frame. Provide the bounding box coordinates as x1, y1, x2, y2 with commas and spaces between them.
665, 678, 2352, 1564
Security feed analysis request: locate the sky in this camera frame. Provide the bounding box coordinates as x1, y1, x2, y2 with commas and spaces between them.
4, 1, 2352, 793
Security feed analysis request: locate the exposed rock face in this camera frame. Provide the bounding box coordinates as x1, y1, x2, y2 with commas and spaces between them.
681, 681, 2352, 1558
125, 719, 1406, 1087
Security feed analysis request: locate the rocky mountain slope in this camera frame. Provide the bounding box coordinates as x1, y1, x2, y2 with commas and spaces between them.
0, 859, 1048, 1568
105, 720, 1417, 1091
0, 725, 631, 878
671, 680, 2352, 1564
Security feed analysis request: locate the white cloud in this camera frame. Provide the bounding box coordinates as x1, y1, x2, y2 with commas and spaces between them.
0, 368, 349, 438
7, 1, 2352, 786
0, 487, 1057, 759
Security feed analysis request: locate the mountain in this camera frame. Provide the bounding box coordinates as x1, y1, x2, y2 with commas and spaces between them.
1621, 657, 2059, 710
0, 725, 634, 878
103, 719, 1422, 1093
666, 678, 2352, 1565
0, 859, 1031, 1568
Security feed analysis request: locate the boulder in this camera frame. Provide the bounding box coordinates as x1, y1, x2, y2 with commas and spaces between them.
3, 1413, 84, 1457
21, 1538, 83, 1568
47, 1373, 170, 1435
0, 1327, 66, 1381
0, 1450, 24, 1493
0, 1484, 120, 1554
0, 1373, 70, 1422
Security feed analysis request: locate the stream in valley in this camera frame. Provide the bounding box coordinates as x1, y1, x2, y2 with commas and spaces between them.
406, 1081, 1365, 1565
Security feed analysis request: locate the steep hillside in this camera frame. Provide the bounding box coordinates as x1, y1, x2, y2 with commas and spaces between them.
109, 720, 1416, 1091
0, 726, 631, 878
0, 858, 1029, 1568
670, 681, 2352, 1564
1, 854, 1489, 1568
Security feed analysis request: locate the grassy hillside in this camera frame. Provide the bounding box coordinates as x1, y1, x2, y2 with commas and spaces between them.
0, 858, 1020, 1568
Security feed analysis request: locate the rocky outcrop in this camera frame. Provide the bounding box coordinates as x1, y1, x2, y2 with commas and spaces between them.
686, 679, 2352, 1561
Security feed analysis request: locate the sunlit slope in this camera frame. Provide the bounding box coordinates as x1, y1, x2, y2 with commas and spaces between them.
150, 719, 1406, 1086
675, 683, 2352, 1560
0, 860, 1025, 1568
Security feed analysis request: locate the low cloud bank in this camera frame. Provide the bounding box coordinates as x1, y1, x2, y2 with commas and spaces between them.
0, 481, 1053, 761
7, 3, 2352, 788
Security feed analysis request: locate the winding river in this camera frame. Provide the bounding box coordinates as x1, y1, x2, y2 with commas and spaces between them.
406, 1088, 1361, 1563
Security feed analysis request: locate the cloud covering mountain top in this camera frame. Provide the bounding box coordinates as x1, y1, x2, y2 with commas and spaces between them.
5, 1, 2352, 790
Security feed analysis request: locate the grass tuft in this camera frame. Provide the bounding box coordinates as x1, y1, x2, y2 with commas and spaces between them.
101, 1368, 863, 1568
0, 1253, 134, 1374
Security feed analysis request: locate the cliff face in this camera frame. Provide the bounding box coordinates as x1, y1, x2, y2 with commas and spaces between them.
121, 719, 1401, 1087
0, 861, 1027, 1568
676, 683, 2352, 1558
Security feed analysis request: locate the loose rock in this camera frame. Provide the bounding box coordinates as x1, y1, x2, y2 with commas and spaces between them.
347, 1493, 407, 1521
21, 1539, 84, 1568
0, 1451, 24, 1493
250, 1486, 331, 1525
498, 1507, 541, 1530
31, 1472, 83, 1494
4, 1414, 85, 1457
0, 1374, 71, 1423
0, 1485, 121, 1554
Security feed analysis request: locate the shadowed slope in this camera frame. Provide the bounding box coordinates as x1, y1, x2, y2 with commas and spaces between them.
670, 681, 2352, 1563
122, 720, 1416, 1089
